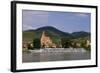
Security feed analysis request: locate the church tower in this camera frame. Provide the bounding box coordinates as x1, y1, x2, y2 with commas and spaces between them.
41, 31, 53, 48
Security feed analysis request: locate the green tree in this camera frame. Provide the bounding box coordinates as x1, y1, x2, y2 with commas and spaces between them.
61, 38, 71, 48
33, 38, 41, 49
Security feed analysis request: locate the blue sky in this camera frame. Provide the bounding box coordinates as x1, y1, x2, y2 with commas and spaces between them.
22, 10, 91, 33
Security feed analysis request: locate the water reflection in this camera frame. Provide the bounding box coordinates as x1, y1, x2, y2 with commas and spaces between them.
22, 48, 91, 63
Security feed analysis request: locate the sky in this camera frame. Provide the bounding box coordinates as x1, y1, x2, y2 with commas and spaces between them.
22, 10, 91, 33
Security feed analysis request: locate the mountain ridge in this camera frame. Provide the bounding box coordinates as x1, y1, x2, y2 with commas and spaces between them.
23, 26, 90, 43
23, 26, 90, 36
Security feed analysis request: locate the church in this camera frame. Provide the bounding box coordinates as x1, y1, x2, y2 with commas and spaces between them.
41, 31, 56, 48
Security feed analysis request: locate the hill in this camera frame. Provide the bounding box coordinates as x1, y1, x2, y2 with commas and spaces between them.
23, 26, 90, 44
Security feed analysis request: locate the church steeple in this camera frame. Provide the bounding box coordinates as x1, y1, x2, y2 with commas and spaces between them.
42, 31, 45, 36
41, 31, 46, 38
41, 31, 56, 48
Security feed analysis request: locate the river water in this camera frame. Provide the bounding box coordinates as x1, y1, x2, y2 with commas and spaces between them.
22, 48, 91, 63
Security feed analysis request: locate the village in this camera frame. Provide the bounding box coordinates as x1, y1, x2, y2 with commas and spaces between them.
23, 31, 91, 51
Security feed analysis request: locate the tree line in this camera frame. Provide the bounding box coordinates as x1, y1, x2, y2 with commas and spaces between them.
27, 38, 90, 51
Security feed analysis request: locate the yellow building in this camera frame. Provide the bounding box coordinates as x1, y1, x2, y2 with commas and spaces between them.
41, 31, 56, 48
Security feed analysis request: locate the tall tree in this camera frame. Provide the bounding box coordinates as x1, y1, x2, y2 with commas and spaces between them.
61, 38, 71, 48
33, 38, 41, 49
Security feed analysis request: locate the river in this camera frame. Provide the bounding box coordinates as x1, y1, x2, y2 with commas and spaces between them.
22, 48, 91, 63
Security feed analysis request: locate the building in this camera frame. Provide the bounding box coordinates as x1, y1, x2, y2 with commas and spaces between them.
41, 31, 56, 48
86, 40, 91, 47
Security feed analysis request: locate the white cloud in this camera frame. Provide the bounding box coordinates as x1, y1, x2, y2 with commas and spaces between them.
22, 10, 49, 30
23, 24, 34, 31
77, 13, 89, 17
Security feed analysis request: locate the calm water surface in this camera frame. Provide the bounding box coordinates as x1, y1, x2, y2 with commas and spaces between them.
22, 48, 91, 63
